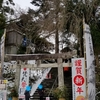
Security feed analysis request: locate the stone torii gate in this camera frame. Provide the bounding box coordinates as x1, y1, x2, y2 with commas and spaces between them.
6, 52, 74, 90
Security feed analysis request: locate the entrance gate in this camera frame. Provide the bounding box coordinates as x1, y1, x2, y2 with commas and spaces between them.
6, 52, 75, 96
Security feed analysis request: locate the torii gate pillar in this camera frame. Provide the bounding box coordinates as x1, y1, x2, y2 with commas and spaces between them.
57, 58, 64, 87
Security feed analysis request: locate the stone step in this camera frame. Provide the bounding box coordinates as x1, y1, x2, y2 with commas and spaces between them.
31, 68, 72, 100
30, 96, 54, 100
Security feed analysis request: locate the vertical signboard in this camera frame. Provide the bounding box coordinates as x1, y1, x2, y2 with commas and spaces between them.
72, 58, 86, 100
19, 68, 29, 98
0, 90, 7, 100
0, 80, 7, 100
84, 23, 96, 100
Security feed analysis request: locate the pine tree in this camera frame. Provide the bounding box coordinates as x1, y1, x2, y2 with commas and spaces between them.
0, 0, 14, 38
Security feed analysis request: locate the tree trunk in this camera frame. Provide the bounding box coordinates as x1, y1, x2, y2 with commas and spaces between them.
79, 24, 84, 57
95, 54, 99, 67
55, 27, 59, 53
54, 0, 64, 89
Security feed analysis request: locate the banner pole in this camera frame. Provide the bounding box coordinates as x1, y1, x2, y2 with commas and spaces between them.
83, 17, 88, 100
0, 29, 6, 79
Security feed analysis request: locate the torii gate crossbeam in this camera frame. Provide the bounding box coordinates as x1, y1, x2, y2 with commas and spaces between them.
5, 52, 74, 61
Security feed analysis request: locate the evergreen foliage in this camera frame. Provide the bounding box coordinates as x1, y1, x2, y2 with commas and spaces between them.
0, 0, 14, 30
0, 29, 4, 39
64, 0, 100, 56
90, 23, 100, 55
52, 86, 69, 100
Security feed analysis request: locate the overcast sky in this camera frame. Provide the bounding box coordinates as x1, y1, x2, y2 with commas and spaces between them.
13, 0, 38, 10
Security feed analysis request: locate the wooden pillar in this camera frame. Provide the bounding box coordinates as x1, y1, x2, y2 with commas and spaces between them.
57, 58, 64, 87
36, 60, 41, 67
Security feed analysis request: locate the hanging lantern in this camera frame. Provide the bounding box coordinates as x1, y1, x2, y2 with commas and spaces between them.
49, 73, 51, 79
46, 74, 49, 79
64, 67, 69, 71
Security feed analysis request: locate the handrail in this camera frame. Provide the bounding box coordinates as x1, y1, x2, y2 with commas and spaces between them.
48, 75, 58, 97
30, 67, 51, 96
